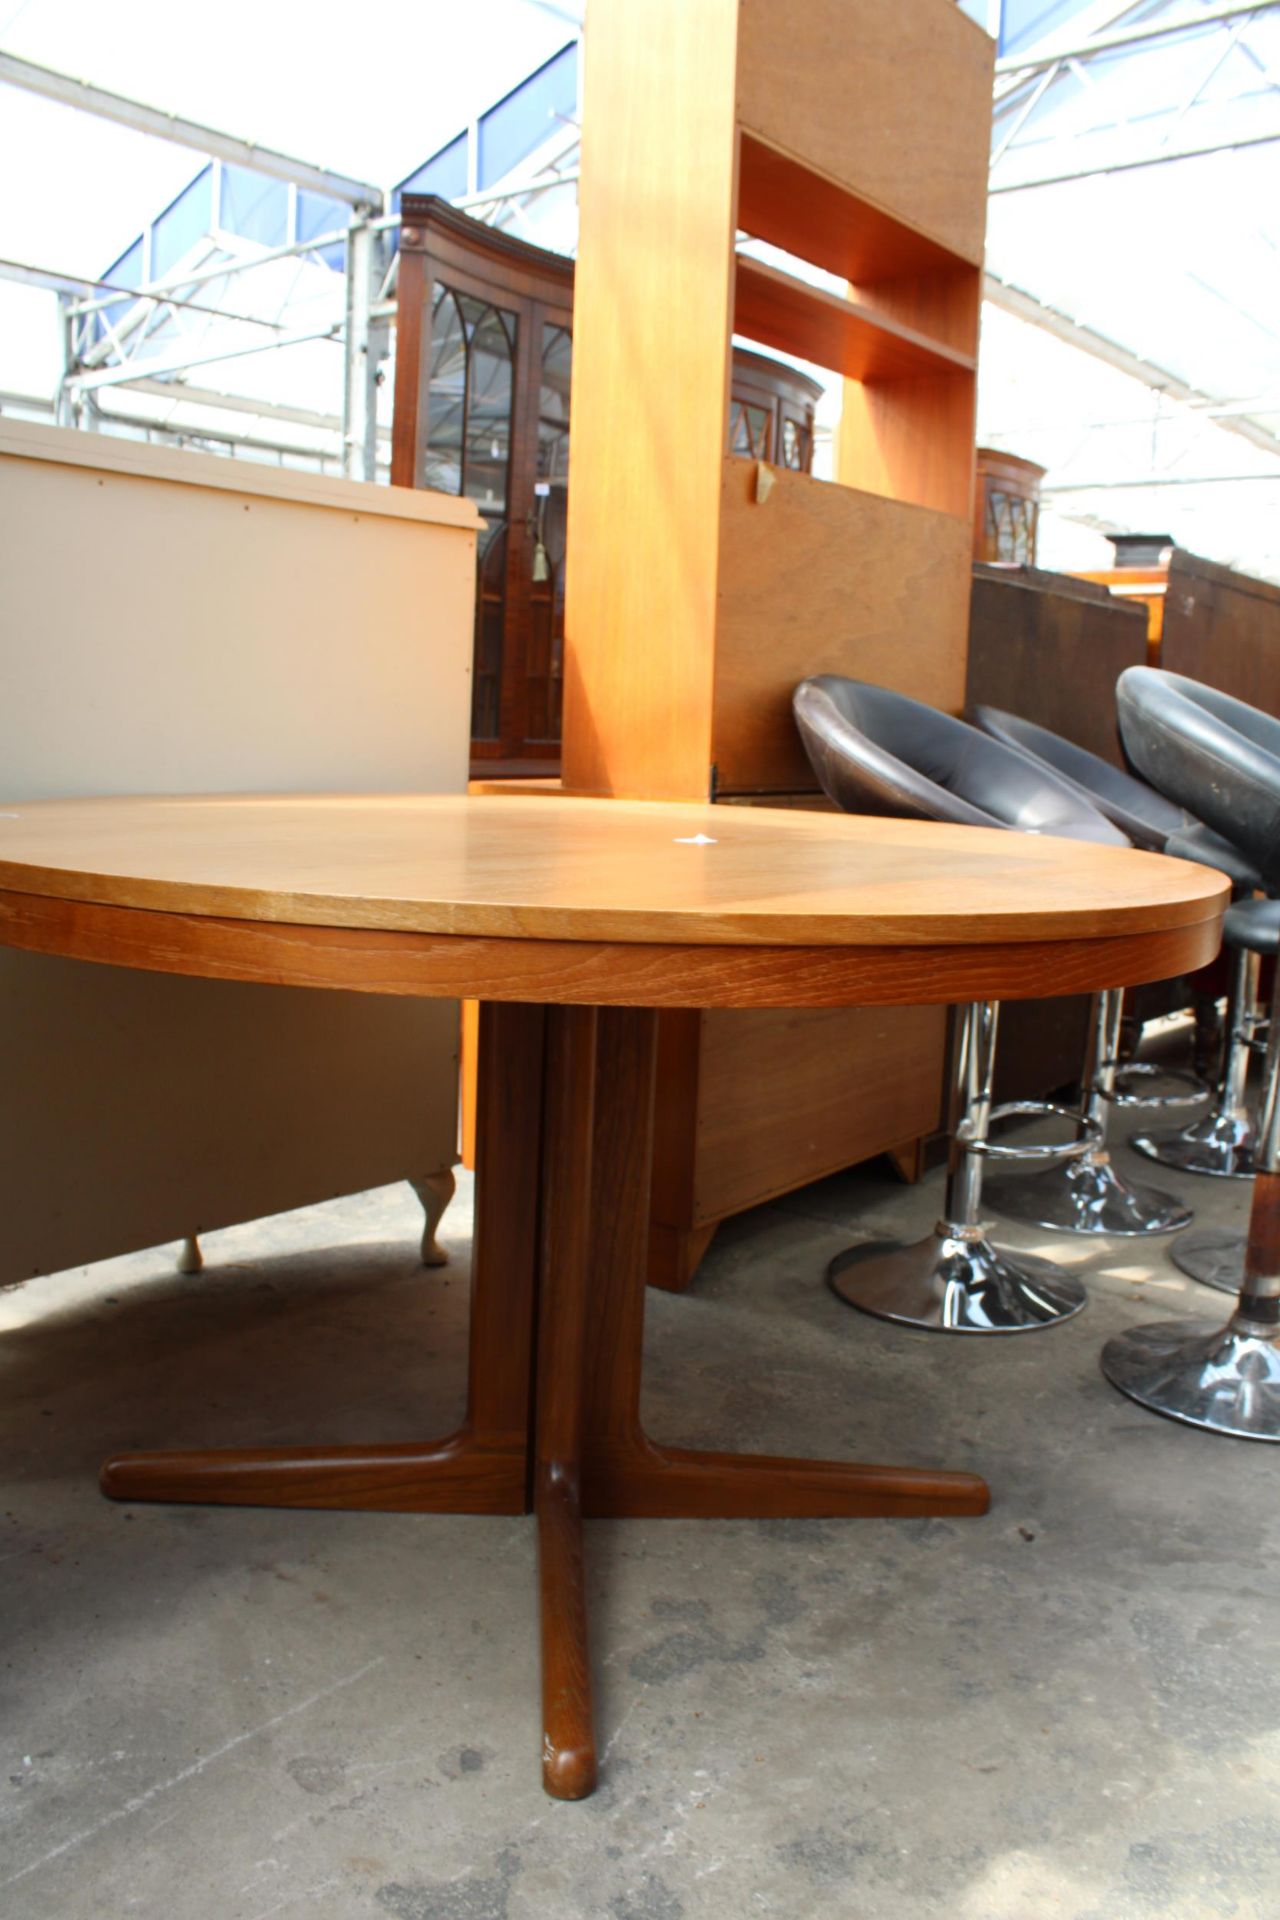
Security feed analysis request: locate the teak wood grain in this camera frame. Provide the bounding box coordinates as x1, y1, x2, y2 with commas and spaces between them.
692, 1004, 949, 1224
837, 367, 980, 521
712, 463, 973, 791
733, 257, 976, 384
100, 998, 544, 1514
735, 133, 976, 296
0, 796, 1228, 955
561, 0, 739, 800
0, 887, 1224, 1012
736, 0, 995, 265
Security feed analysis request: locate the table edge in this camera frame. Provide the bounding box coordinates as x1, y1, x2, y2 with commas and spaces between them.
0, 888, 1226, 1010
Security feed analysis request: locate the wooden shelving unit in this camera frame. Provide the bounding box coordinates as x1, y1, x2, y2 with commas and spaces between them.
733, 256, 975, 386
562, 0, 995, 1287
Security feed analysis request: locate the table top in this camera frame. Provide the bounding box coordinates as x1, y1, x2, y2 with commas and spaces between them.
0, 794, 1228, 1008
0, 793, 1228, 944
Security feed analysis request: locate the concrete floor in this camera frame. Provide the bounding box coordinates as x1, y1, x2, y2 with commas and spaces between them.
1, 1123, 1278, 1918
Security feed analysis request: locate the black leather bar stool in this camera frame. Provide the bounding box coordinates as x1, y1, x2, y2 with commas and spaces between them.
1130, 821, 1268, 1184
969, 706, 1198, 1237
793, 675, 1126, 1334
1104, 668, 1280, 1437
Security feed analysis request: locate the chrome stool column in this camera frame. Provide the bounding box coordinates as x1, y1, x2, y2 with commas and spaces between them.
966, 704, 1202, 1236
1101, 965, 1280, 1439
1160, 900, 1280, 1293
829, 998, 1093, 1333
985, 986, 1195, 1237
1131, 944, 1260, 1181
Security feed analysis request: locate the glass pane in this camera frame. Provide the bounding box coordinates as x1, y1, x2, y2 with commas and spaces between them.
422, 287, 466, 495
528, 323, 572, 744
540, 325, 572, 427
395, 132, 469, 206
220, 164, 288, 248
780, 413, 813, 472
472, 523, 509, 741
477, 43, 578, 191
986, 489, 1038, 564
729, 402, 771, 459
464, 302, 515, 519
151, 166, 213, 281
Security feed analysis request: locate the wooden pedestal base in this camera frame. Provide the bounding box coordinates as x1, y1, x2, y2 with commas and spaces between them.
100, 1000, 990, 1800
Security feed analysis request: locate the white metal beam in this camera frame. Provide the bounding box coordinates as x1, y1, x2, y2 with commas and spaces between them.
988, 126, 1280, 190
995, 0, 1280, 79
120, 374, 390, 440
984, 270, 1280, 460
65, 321, 344, 392
0, 52, 382, 209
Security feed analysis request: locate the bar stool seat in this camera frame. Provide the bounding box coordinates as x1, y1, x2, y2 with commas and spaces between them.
1165, 824, 1264, 893
969, 705, 1191, 851
793, 676, 1126, 1335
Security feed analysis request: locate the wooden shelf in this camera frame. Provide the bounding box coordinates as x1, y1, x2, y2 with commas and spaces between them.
733, 254, 976, 382
737, 132, 972, 285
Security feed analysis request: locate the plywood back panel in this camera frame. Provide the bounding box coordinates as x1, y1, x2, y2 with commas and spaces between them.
966, 564, 1149, 769
562, 0, 741, 800
1160, 549, 1280, 712
711, 460, 971, 792
735, 0, 995, 265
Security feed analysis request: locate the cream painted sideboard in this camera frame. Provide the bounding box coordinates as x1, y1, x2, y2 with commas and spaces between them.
0, 420, 477, 1283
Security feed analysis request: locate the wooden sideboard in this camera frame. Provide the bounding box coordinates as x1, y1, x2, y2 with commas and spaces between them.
1075, 545, 1280, 702
0, 420, 476, 1283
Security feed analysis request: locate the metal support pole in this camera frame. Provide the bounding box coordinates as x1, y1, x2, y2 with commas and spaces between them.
53, 291, 80, 429
1082, 990, 1122, 1142
1238, 965, 1280, 1326
343, 216, 382, 482
944, 1001, 999, 1228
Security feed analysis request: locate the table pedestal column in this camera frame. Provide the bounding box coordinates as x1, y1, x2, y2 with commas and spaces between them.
99, 1000, 544, 1514
101, 998, 991, 1800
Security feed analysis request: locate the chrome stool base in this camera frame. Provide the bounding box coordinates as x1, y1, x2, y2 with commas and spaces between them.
1100, 1318, 1280, 1440
828, 1224, 1087, 1334
986, 1149, 1191, 1237
1130, 1110, 1255, 1180
1170, 1226, 1246, 1295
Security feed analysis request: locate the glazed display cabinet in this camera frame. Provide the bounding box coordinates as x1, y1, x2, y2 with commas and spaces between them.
392, 196, 820, 777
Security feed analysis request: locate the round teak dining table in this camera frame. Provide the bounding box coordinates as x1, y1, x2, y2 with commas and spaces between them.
0, 793, 1229, 1799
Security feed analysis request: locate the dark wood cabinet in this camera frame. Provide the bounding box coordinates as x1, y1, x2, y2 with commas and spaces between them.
393, 199, 574, 773
392, 195, 820, 776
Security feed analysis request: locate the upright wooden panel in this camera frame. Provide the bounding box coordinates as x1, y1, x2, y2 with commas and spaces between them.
713, 461, 971, 791
736, 0, 995, 263
562, 0, 741, 800
837, 369, 979, 519
691, 1004, 947, 1221
1160, 549, 1280, 711
965, 563, 1149, 768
